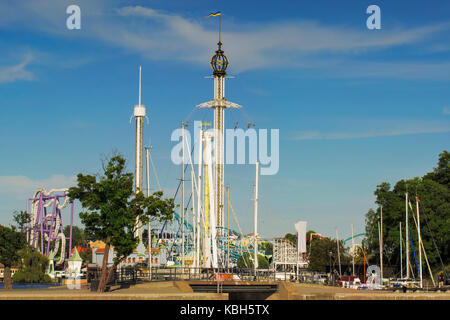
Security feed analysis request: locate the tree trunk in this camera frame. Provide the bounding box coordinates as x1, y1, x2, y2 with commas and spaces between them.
97, 240, 111, 293
3, 266, 12, 290
105, 262, 118, 288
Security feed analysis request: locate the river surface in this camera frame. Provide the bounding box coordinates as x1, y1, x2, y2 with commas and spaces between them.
0, 283, 61, 289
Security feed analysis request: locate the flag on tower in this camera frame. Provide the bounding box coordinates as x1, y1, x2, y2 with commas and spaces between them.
205, 11, 221, 17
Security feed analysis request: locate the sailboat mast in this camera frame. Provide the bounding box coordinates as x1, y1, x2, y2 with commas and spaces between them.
145, 147, 152, 280
380, 205, 383, 283
351, 224, 355, 276
253, 161, 259, 273
336, 229, 341, 277
227, 184, 230, 270
400, 222, 403, 279
181, 122, 185, 270
416, 197, 423, 288
406, 192, 410, 279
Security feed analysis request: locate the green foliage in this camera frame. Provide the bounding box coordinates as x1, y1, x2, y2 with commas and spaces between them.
11, 211, 30, 235
364, 151, 450, 273
306, 230, 317, 240
64, 225, 87, 247
12, 246, 51, 283
262, 242, 273, 255
307, 236, 350, 272
0, 224, 26, 268
424, 150, 450, 187
79, 247, 92, 264
284, 233, 296, 245
237, 252, 269, 269
67, 154, 174, 265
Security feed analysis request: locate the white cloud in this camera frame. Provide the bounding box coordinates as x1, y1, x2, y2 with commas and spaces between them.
0, 1, 449, 77
443, 107, 450, 115
0, 55, 34, 83
109, 6, 450, 73
294, 122, 450, 140
0, 174, 76, 200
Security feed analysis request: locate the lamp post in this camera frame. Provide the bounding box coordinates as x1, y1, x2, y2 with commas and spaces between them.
329, 251, 333, 286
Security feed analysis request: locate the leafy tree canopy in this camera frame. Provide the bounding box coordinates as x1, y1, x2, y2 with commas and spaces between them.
67, 153, 174, 292
364, 151, 450, 275
0, 224, 26, 268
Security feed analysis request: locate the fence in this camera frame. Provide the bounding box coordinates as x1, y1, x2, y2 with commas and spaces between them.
87, 266, 333, 286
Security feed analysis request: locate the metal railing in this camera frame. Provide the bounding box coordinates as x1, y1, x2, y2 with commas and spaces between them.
87, 266, 335, 285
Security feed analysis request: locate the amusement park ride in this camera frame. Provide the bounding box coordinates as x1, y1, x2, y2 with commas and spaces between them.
26, 188, 74, 267
21, 15, 378, 287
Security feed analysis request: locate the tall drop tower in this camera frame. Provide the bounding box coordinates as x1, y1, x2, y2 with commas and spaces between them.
133, 66, 146, 240
197, 26, 242, 238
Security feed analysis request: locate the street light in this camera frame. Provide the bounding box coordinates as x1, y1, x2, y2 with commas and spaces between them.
329, 251, 333, 286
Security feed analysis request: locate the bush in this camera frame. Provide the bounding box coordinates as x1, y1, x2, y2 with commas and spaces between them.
12, 246, 51, 283
13, 271, 51, 283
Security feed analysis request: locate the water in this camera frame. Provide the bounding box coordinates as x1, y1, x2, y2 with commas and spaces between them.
0, 283, 61, 289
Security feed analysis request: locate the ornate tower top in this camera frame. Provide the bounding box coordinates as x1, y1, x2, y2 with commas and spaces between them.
206, 11, 228, 76
210, 41, 229, 76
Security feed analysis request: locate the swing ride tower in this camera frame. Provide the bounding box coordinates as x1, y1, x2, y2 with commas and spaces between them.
196, 19, 242, 242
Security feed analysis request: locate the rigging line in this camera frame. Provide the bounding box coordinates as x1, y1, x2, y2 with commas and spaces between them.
409, 201, 435, 283
408, 201, 434, 283
168, 192, 193, 256
420, 204, 447, 278
229, 198, 253, 267
238, 107, 255, 127
183, 105, 200, 124
148, 148, 162, 191
182, 125, 210, 235
409, 230, 420, 278
158, 144, 195, 239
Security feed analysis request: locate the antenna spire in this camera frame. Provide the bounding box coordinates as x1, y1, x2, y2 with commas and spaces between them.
139, 65, 142, 106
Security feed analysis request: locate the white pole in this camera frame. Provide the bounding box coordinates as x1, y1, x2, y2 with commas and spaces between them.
139, 66, 142, 106
416, 197, 423, 288
351, 224, 355, 276
406, 192, 410, 279
181, 122, 185, 270
227, 185, 230, 270
400, 222, 403, 279
196, 129, 203, 269
380, 206, 384, 284
208, 146, 217, 269
336, 229, 341, 277
254, 161, 259, 275
191, 170, 196, 271
145, 147, 152, 281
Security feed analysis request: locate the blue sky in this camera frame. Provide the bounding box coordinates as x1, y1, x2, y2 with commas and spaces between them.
0, 0, 449, 242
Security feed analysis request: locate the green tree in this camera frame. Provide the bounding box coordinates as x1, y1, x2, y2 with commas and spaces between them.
263, 242, 273, 256
284, 233, 296, 245
424, 150, 450, 187
237, 252, 269, 269
0, 225, 26, 289
64, 225, 85, 254
11, 210, 30, 235
63, 225, 92, 264
364, 151, 450, 278
68, 154, 174, 292
12, 246, 51, 283
307, 236, 350, 272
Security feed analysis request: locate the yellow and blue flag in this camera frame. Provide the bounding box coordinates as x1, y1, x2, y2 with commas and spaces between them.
205, 11, 221, 18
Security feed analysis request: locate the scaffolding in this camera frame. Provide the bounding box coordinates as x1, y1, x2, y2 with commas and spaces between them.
273, 238, 308, 274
